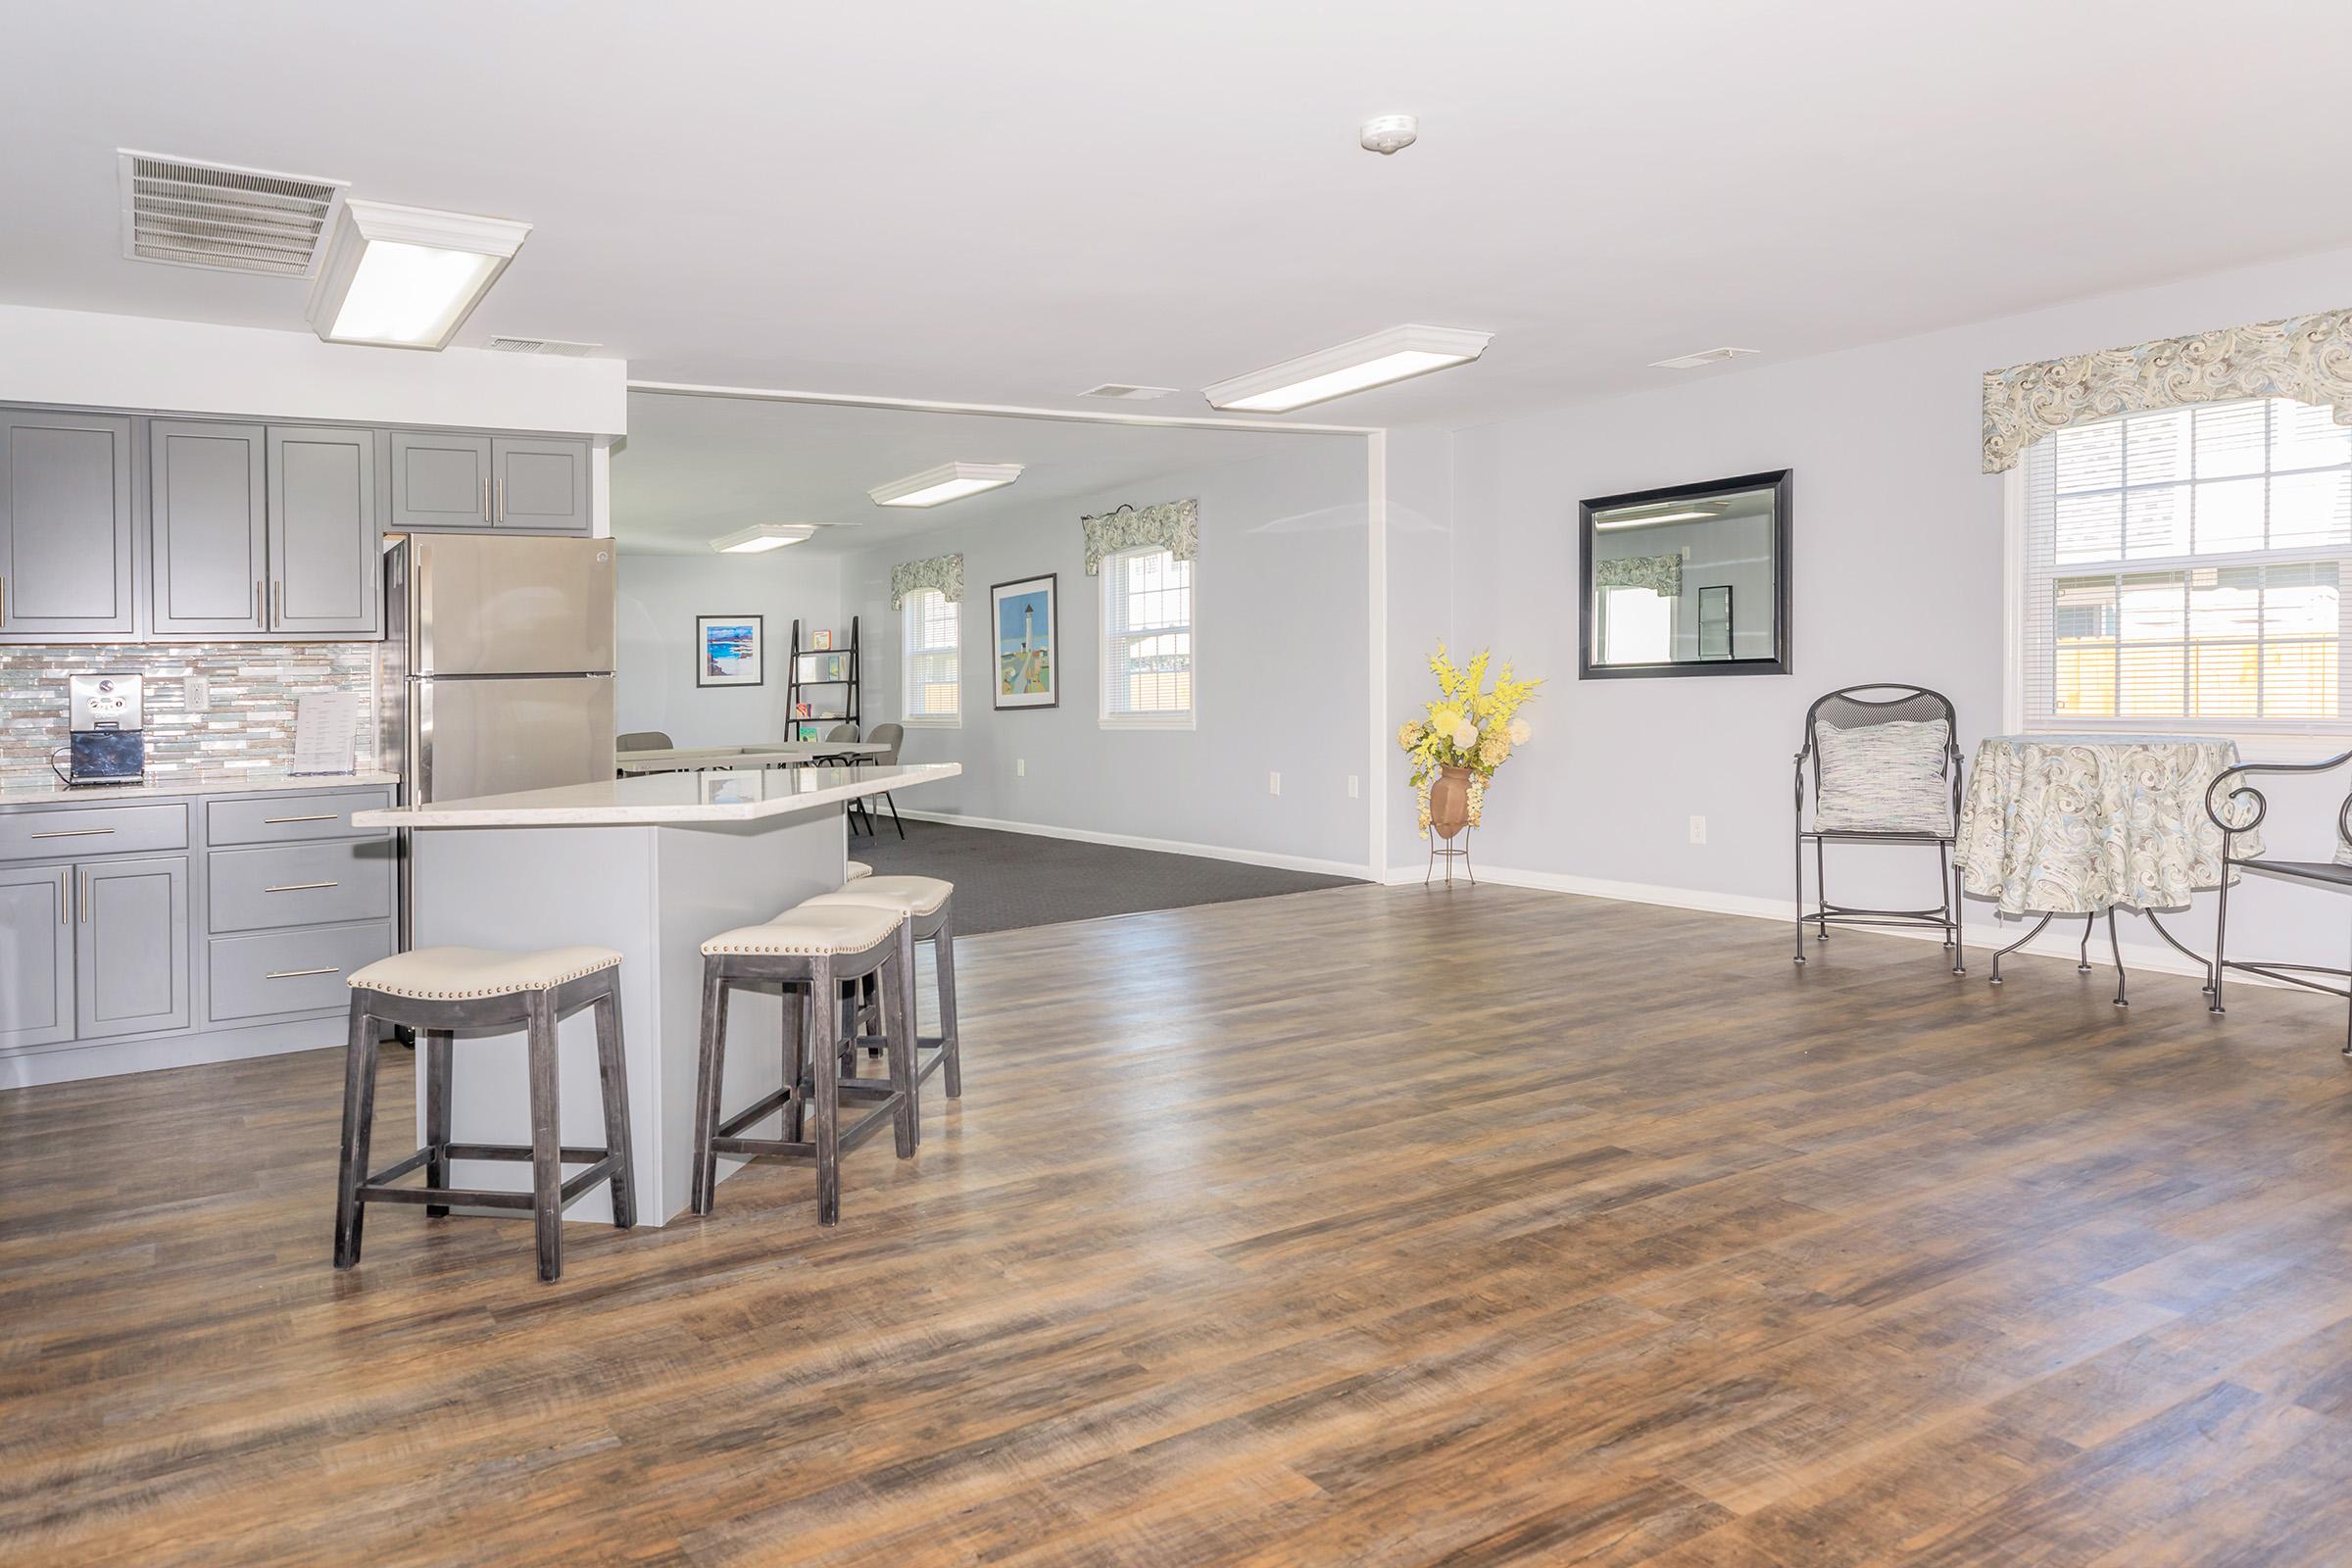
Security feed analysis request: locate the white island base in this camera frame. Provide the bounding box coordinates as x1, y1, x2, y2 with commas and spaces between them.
359, 764, 957, 1225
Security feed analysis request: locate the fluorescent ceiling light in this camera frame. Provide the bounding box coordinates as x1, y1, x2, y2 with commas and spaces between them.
868, 462, 1024, 509
1203, 324, 1494, 414
1594, 509, 1721, 530
712, 523, 816, 554
306, 198, 531, 350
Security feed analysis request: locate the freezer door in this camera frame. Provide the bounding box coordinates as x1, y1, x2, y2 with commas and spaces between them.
410, 534, 615, 676
413, 674, 616, 804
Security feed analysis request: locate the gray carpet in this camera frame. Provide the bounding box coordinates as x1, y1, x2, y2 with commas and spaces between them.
851, 816, 1361, 934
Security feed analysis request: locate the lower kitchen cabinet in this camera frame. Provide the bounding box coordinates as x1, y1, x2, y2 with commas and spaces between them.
0, 861, 76, 1050
74, 855, 192, 1040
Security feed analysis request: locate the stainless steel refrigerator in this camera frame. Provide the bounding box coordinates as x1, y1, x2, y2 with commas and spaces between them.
381, 534, 617, 948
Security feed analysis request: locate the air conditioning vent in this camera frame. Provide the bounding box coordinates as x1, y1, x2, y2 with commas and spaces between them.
485, 336, 603, 357
1080, 383, 1179, 401
1649, 346, 1760, 370
117, 150, 346, 276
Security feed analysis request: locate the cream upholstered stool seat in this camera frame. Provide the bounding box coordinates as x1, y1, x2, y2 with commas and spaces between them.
800, 874, 962, 1115
845, 859, 873, 881
333, 946, 635, 1284
691, 905, 915, 1226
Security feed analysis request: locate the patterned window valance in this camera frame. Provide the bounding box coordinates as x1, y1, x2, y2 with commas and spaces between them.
1593, 552, 1682, 598
889, 554, 962, 611
1982, 307, 2352, 473
1081, 499, 1199, 575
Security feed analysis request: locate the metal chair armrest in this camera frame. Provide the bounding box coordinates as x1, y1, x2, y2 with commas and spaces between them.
2204, 747, 2352, 844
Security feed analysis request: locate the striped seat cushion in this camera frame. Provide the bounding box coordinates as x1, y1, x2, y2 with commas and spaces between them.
1813, 718, 1951, 835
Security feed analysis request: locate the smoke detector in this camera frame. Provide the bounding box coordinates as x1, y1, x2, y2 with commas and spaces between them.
1079, 382, 1178, 401
1359, 115, 1419, 156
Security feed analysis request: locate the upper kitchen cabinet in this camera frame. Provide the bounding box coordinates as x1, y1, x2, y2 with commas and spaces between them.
388, 430, 493, 529
492, 437, 591, 532
388, 429, 589, 534
0, 410, 136, 641
150, 420, 268, 636
268, 426, 380, 636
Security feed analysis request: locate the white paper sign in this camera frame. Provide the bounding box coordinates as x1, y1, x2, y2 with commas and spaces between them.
290, 692, 364, 776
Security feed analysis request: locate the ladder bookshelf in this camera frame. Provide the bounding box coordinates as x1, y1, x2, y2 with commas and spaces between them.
786, 615, 860, 741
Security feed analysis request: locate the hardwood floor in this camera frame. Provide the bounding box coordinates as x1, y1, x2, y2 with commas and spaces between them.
6, 883, 2352, 1566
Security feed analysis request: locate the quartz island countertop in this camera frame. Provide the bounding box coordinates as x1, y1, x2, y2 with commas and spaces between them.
353, 763, 957, 829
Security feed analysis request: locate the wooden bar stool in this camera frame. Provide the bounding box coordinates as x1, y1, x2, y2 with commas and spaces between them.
691, 905, 915, 1225
802, 875, 961, 1123
333, 946, 635, 1284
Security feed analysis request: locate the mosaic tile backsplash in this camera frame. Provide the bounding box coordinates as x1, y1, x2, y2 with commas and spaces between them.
0, 644, 376, 787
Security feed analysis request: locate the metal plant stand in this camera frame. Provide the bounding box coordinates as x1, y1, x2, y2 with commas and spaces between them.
1426, 828, 1475, 887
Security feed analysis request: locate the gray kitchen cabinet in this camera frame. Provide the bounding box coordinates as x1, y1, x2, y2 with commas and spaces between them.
150, 420, 268, 635
0, 861, 76, 1051
268, 425, 380, 636
0, 409, 136, 640
491, 437, 591, 532
74, 854, 191, 1040
388, 430, 492, 529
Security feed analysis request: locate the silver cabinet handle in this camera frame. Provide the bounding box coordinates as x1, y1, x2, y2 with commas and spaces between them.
58, 869, 68, 926
31, 826, 115, 839
263, 813, 339, 824
264, 881, 339, 893
1, 572, 8, 626
256, 577, 265, 627
270, 580, 279, 626
496, 475, 505, 523
265, 966, 342, 980
481, 475, 491, 522
79, 867, 90, 924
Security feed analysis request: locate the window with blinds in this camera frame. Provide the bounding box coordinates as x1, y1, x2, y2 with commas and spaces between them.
1100, 546, 1195, 727
900, 589, 960, 724
2021, 395, 2352, 734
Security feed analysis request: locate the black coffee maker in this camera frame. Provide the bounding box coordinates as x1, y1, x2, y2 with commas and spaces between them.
66, 673, 146, 785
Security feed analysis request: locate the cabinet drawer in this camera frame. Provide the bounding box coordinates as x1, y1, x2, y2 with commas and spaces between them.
209, 922, 391, 1022
208, 839, 394, 933
0, 802, 188, 862
206, 789, 393, 847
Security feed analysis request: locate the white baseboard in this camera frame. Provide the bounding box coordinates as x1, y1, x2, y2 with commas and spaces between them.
1383, 859, 2282, 991
895, 808, 1370, 881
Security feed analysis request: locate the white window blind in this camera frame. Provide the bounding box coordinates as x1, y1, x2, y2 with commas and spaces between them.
1101, 546, 1195, 726
901, 589, 959, 724
2021, 395, 2352, 735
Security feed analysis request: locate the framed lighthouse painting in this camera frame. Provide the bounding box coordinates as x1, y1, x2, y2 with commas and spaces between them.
991, 573, 1059, 710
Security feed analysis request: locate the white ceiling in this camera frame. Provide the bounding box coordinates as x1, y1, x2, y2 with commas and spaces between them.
613, 392, 1353, 555
5, 2, 2351, 427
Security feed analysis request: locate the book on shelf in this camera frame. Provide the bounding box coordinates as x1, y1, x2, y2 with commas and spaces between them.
809, 629, 833, 650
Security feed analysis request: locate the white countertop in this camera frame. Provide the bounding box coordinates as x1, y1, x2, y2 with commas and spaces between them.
355, 763, 958, 828
0, 770, 401, 806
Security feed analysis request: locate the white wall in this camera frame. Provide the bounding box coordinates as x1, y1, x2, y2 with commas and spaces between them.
615, 553, 842, 748
845, 432, 1373, 872
1394, 243, 2352, 973
0, 303, 626, 433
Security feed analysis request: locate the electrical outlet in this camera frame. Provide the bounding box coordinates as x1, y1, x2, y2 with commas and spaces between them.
184, 673, 210, 712
1348, 775, 1360, 799
1689, 814, 1707, 845
1016, 759, 1026, 778
1268, 771, 1282, 796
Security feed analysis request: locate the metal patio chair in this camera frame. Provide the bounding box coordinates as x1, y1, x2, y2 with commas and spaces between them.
1792, 684, 1965, 973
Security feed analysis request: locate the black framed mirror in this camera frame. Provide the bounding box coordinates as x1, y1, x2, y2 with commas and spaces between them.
1579, 468, 1790, 678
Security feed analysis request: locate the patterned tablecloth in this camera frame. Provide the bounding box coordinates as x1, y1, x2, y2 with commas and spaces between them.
1956, 734, 2263, 916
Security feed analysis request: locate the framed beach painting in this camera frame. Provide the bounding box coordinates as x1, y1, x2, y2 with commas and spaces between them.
992, 574, 1058, 710
696, 614, 764, 687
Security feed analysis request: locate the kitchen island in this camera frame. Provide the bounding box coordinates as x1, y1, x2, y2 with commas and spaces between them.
354, 763, 958, 1225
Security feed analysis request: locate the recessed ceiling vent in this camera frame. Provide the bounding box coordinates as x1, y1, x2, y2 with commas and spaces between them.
1080, 383, 1179, 401
1650, 346, 1760, 370
485, 336, 602, 357
117, 150, 346, 276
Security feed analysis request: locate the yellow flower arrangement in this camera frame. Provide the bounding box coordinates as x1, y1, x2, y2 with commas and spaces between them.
1396, 643, 1543, 837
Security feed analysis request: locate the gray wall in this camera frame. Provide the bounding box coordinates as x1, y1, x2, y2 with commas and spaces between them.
844, 432, 1372, 871
1390, 241, 2352, 971
615, 553, 842, 748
